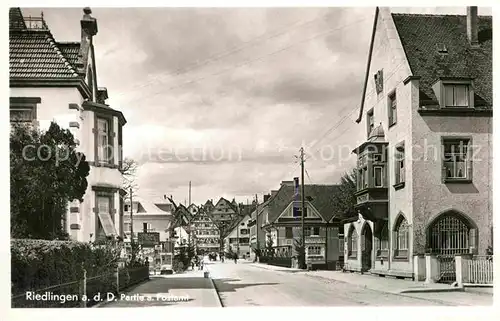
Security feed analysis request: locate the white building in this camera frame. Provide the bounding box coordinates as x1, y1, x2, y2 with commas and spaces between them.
224, 214, 252, 258
9, 8, 127, 242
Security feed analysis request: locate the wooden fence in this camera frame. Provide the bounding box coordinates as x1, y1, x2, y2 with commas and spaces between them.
463, 255, 493, 285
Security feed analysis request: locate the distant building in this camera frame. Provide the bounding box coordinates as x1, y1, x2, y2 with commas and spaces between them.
248, 195, 271, 261
9, 8, 127, 242
190, 205, 220, 254
224, 214, 252, 258
262, 179, 344, 269
345, 7, 492, 282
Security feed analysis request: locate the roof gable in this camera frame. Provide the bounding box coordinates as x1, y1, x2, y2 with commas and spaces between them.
9, 8, 80, 80
392, 13, 492, 108
267, 184, 341, 225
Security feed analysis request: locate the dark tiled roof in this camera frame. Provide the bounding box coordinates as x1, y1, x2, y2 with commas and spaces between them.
267, 184, 341, 224
9, 8, 80, 79
392, 13, 492, 108
9, 8, 26, 30
58, 42, 80, 66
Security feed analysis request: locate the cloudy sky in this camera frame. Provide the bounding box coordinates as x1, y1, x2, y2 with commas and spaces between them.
21, 6, 492, 205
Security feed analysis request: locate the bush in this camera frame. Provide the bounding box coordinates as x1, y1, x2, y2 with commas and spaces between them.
172, 260, 184, 273
11, 238, 121, 296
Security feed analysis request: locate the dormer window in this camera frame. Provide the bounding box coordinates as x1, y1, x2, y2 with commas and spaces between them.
444, 84, 469, 107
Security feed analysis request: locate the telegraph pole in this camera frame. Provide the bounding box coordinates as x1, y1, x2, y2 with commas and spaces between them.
300, 147, 306, 270
130, 186, 134, 244
255, 194, 259, 261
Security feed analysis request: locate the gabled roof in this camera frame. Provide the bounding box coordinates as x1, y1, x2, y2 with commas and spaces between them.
131, 197, 171, 214
9, 8, 80, 79
266, 184, 341, 225
392, 12, 492, 108
356, 7, 492, 122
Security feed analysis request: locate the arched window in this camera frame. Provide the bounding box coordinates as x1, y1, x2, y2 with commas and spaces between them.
376, 222, 389, 258
347, 225, 358, 258
393, 216, 409, 258
427, 211, 474, 255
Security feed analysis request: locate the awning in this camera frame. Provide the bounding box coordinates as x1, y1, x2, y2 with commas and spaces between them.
98, 212, 117, 236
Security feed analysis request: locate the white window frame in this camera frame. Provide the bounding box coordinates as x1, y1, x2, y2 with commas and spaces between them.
97, 117, 110, 164
373, 166, 383, 187
444, 84, 470, 108
443, 139, 471, 180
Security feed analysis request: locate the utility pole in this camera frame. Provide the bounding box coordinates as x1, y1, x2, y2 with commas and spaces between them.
130, 186, 134, 244
300, 147, 306, 270
255, 194, 259, 261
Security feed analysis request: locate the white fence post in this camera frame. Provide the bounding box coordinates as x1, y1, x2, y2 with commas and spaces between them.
455, 255, 463, 287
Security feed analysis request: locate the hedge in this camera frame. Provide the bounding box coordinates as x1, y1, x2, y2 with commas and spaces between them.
11, 238, 120, 297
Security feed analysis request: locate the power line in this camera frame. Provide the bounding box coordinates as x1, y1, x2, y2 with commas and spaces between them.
305, 169, 313, 184
126, 17, 371, 103
112, 9, 347, 99
306, 59, 408, 159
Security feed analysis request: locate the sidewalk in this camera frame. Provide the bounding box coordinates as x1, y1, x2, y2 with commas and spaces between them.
303, 270, 461, 294
97, 268, 221, 307
249, 263, 303, 273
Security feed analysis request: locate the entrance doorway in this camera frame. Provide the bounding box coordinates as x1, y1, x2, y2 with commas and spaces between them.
361, 224, 373, 272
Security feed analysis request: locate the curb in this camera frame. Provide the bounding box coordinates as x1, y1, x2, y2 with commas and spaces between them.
250, 263, 302, 273
399, 287, 465, 294
205, 269, 224, 307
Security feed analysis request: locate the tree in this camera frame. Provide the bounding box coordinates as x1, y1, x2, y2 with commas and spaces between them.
119, 158, 139, 194
10, 121, 90, 239
332, 168, 357, 220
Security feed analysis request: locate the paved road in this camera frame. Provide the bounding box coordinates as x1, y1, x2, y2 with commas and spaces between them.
208, 261, 490, 307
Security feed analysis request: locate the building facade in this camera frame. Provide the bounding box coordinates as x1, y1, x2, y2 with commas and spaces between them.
9, 8, 127, 242
248, 195, 269, 261
190, 205, 220, 254
262, 179, 344, 269
344, 7, 492, 281
224, 214, 252, 258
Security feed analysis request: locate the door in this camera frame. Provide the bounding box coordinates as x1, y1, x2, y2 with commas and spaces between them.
361, 224, 373, 272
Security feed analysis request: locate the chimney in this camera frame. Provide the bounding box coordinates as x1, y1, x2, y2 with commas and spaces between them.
271, 190, 278, 197
97, 87, 108, 104
280, 180, 294, 187
467, 6, 479, 46
76, 8, 98, 74
263, 194, 271, 202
